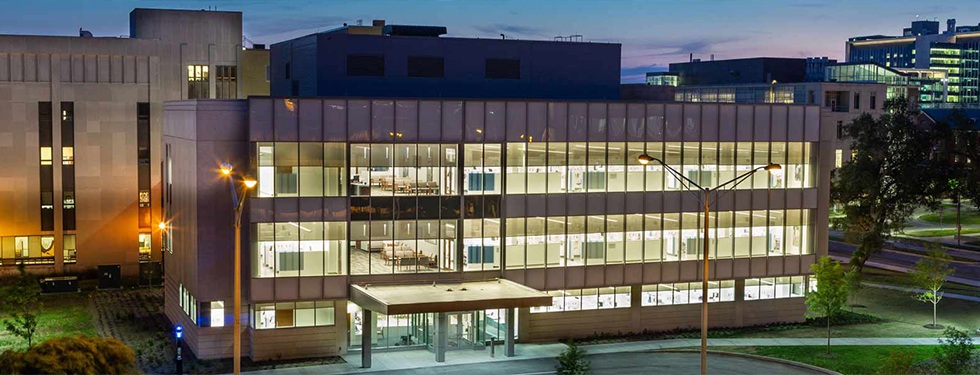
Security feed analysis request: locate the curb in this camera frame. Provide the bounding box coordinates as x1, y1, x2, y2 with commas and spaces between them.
654, 349, 841, 375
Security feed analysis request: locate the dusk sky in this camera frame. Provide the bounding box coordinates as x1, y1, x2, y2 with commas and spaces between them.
2, 0, 978, 83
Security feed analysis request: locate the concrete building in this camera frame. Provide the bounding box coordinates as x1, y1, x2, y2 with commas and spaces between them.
673, 80, 910, 169
270, 20, 621, 100
163, 96, 831, 362
0, 8, 267, 280
667, 57, 809, 86
847, 18, 980, 104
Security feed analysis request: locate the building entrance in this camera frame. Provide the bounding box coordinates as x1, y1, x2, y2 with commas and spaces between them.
348, 305, 511, 353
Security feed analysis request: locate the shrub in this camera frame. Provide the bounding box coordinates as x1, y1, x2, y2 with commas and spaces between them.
0, 335, 137, 374
876, 349, 915, 375
556, 341, 590, 375
936, 327, 974, 375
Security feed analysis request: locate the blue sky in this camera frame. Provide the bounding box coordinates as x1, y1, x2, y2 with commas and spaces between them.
1, 0, 978, 82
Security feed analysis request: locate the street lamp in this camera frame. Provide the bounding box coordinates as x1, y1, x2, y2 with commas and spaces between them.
636, 153, 779, 375
219, 162, 256, 375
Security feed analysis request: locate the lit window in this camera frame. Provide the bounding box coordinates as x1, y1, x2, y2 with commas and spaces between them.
835, 150, 843, 168
138, 232, 151, 261
40, 147, 52, 165
187, 65, 209, 99
210, 301, 225, 327
62, 147, 74, 165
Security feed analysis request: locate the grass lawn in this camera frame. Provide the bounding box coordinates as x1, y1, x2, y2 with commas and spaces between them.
918, 209, 980, 226
0, 293, 96, 351
902, 228, 980, 237
711, 345, 936, 375
733, 284, 980, 339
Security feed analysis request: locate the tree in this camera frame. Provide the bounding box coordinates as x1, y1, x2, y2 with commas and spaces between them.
909, 244, 955, 328
934, 109, 980, 244
555, 341, 590, 375
832, 97, 944, 271
0, 335, 136, 375
844, 267, 864, 309
0, 264, 42, 348
935, 327, 974, 375
805, 256, 850, 356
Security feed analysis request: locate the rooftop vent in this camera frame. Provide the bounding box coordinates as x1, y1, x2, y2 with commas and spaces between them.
382, 25, 447, 37
79, 28, 93, 38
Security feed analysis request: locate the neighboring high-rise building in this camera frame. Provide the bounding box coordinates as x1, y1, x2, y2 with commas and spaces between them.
0, 8, 268, 281
847, 18, 980, 104
270, 20, 622, 100
164, 29, 831, 364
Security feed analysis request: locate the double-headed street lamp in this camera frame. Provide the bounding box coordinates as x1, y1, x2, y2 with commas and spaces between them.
637, 153, 780, 375
219, 163, 256, 375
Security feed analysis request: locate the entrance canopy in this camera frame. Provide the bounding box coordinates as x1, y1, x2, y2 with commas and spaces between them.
350, 279, 552, 315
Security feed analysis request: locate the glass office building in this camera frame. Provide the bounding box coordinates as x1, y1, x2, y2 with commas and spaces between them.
163, 98, 830, 363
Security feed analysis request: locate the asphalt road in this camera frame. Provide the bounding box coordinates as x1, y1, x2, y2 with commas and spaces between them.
358, 351, 824, 375
829, 240, 980, 280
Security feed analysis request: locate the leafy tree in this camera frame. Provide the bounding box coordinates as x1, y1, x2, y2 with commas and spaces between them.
0, 264, 42, 348
844, 267, 864, 308
0, 335, 136, 374
909, 244, 955, 328
934, 109, 980, 243
805, 256, 850, 356
832, 97, 944, 270
555, 341, 590, 375
936, 327, 974, 375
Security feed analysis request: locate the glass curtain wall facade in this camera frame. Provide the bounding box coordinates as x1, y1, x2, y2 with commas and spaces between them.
251, 140, 815, 277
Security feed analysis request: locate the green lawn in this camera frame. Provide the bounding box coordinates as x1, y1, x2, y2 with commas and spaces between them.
712, 345, 936, 375
918, 209, 980, 226
0, 293, 96, 351
902, 228, 980, 237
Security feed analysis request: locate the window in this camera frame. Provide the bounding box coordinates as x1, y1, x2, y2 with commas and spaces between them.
253, 300, 335, 329
61, 97, 75, 223
853, 92, 860, 109
485, 58, 520, 79
641, 281, 736, 306
835, 149, 843, 168
138, 233, 151, 262
187, 65, 209, 99
254, 222, 347, 277
215, 66, 237, 99
256, 142, 347, 198
530, 287, 631, 313
210, 301, 225, 327
836, 121, 844, 139
138, 103, 151, 231
744, 276, 808, 300
347, 55, 385, 77
407, 56, 445, 78
870, 92, 877, 109
39, 102, 53, 232
64, 234, 77, 263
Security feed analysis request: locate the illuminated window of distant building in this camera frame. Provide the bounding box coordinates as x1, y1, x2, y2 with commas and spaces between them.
64, 234, 77, 263
187, 65, 209, 99
835, 150, 843, 168
138, 233, 151, 261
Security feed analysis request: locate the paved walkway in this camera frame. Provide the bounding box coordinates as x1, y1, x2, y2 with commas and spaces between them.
244, 337, 944, 375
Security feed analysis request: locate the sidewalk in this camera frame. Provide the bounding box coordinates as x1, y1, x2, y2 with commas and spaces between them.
244, 337, 944, 375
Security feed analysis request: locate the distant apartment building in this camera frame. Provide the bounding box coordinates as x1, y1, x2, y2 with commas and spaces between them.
0, 8, 267, 281
847, 18, 980, 104
164, 24, 830, 365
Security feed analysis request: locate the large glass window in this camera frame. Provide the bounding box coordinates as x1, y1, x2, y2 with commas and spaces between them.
253, 222, 347, 278
350, 220, 457, 275
640, 280, 736, 306
530, 286, 631, 313
351, 144, 457, 197
253, 300, 335, 329
257, 143, 347, 198
187, 65, 209, 99
502, 210, 813, 270
744, 276, 807, 300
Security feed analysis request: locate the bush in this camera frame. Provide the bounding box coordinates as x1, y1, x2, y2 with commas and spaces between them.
556, 341, 590, 375
936, 327, 974, 375
0, 335, 137, 374
876, 349, 916, 375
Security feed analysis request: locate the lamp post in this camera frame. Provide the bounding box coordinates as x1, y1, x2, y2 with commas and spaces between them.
637, 153, 780, 375
219, 163, 256, 375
